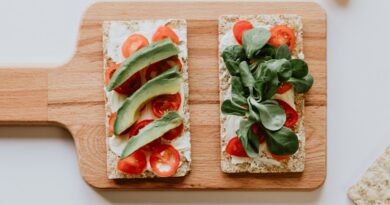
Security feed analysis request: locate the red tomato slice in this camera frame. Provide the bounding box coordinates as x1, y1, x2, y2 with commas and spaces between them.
276, 82, 293, 94
122, 34, 149, 58
149, 144, 180, 177
166, 56, 182, 70
128, 119, 154, 138
127, 119, 161, 151
233, 20, 254, 45
117, 149, 147, 174
251, 124, 266, 144
152, 26, 179, 44
225, 136, 248, 157
145, 56, 182, 81
114, 72, 142, 95
276, 99, 298, 128
271, 154, 290, 161
268, 25, 296, 51
108, 112, 116, 135
162, 123, 184, 140
105, 63, 121, 85
151, 93, 181, 118
143, 138, 162, 152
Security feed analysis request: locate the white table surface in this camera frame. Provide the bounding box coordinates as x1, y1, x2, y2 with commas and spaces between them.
0, 0, 389, 204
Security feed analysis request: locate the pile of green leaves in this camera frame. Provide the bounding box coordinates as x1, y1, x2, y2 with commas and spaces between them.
221, 28, 313, 157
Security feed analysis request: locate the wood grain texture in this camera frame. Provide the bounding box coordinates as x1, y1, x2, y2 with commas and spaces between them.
0, 2, 327, 190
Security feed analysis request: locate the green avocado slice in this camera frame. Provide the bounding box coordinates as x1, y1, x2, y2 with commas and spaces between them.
114, 67, 181, 135
120, 112, 183, 159
107, 38, 179, 91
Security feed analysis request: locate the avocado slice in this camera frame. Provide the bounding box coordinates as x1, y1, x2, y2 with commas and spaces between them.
114, 67, 181, 135
120, 112, 183, 159
107, 38, 179, 91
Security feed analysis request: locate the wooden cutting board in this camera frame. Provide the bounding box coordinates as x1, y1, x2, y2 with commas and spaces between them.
0, 1, 327, 190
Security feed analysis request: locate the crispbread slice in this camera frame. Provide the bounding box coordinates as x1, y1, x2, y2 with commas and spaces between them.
348, 146, 390, 205
103, 19, 191, 179
219, 14, 306, 173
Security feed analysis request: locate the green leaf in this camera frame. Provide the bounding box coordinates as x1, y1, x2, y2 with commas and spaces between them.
249, 60, 261, 71
239, 61, 255, 88
290, 59, 308, 78
291, 59, 309, 78
277, 62, 292, 82
242, 28, 271, 58
252, 63, 263, 80
248, 98, 260, 122
251, 44, 277, 69
223, 45, 246, 61
231, 76, 248, 105
222, 45, 246, 76
253, 80, 264, 101
256, 67, 279, 99
288, 74, 314, 93
221, 99, 247, 116
275, 44, 291, 60
263, 77, 279, 99
262, 59, 292, 82
265, 127, 299, 155
255, 100, 286, 131
252, 59, 294, 99
224, 60, 241, 76
237, 119, 259, 158
256, 44, 277, 59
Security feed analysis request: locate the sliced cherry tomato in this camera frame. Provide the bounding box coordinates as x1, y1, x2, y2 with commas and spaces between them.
128, 119, 154, 138
143, 138, 162, 152
152, 26, 179, 44
165, 56, 182, 70
105, 63, 121, 85
276, 99, 298, 128
151, 93, 181, 118
162, 124, 183, 140
117, 149, 147, 174
149, 144, 180, 177
271, 154, 290, 161
276, 82, 293, 94
268, 25, 296, 51
121, 34, 149, 58
145, 56, 182, 81
233, 20, 254, 45
114, 72, 142, 96
251, 124, 266, 144
127, 119, 161, 151
106, 63, 142, 95
225, 136, 248, 157
108, 112, 116, 135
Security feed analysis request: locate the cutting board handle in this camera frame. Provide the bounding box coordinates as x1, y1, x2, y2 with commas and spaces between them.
0, 68, 49, 124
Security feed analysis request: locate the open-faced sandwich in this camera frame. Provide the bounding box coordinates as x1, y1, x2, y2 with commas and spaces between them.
219, 15, 313, 173
103, 19, 190, 179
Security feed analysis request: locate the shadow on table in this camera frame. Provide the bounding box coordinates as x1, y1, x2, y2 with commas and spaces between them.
96, 188, 324, 204
0, 125, 72, 143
